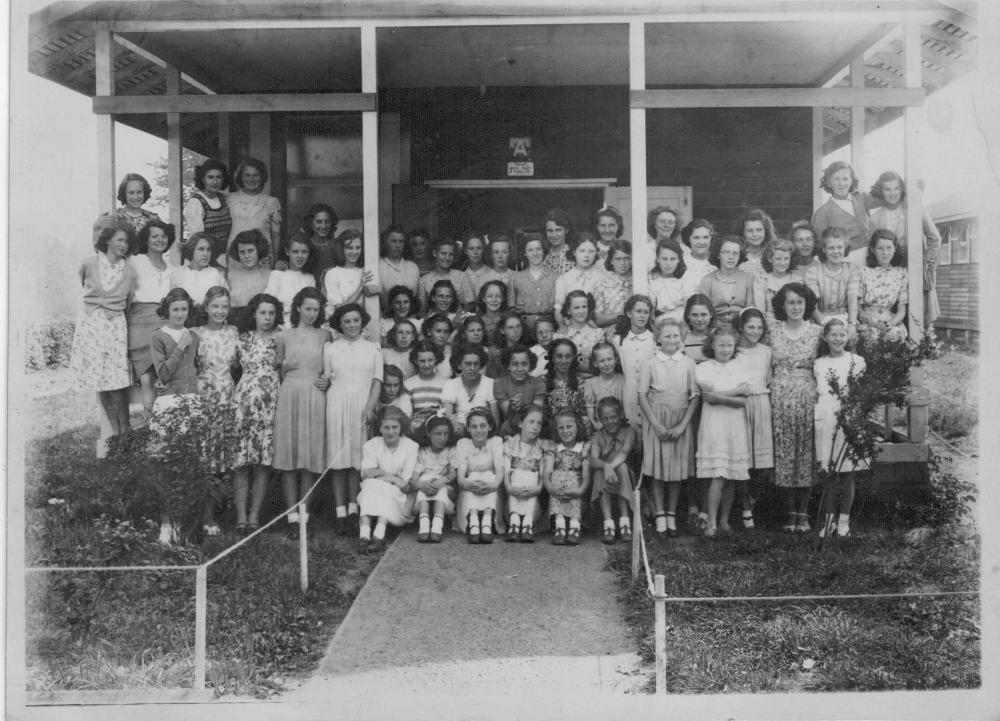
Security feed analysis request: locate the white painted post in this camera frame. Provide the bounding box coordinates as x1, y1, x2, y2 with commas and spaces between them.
631, 485, 641, 581
812, 107, 825, 211
849, 57, 866, 188
361, 23, 381, 334
94, 25, 117, 458
299, 501, 309, 592
903, 19, 925, 340
194, 566, 207, 689
654, 574, 666, 694
166, 64, 184, 267
629, 21, 649, 295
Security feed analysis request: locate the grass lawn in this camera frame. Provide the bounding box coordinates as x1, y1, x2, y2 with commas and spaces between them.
23, 373, 387, 698
613, 526, 979, 693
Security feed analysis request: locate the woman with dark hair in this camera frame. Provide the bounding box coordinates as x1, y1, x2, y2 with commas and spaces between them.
72, 224, 138, 454
417, 237, 476, 312
274, 287, 333, 539
276, 203, 340, 274
679, 219, 718, 297
868, 170, 941, 327
811, 160, 872, 262
225, 229, 272, 331
378, 224, 419, 298
858, 229, 909, 343
264, 235, 318, 327
476, 279, 509, 340
544, 338, 590, 437
789, 220, 821, 277
593, 239, 634, 332
734, 208, 777, 277
542, 208, 575, 275
768, 282, 822, 533
94, 173, 162, 245
381, 284, 420, 341
325, 302, 384, 534
555, 290, 605, 375
227, 157, 282, 257
406, 228, 436, 276
442, 344, 499, 434
128, 220, 178, 417
698, 236, 756, 325
183, 158, 232, 265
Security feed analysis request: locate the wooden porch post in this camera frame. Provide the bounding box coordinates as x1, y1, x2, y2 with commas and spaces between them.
812, 108, 825, 210
94, 25, 116, 457
849, 57, 866, 186
361, 24, 381, 330
629, 21, 649, 295
903, 18, 925, 339
166, 66, 184, 266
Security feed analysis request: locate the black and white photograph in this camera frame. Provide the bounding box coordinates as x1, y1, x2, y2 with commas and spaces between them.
6, 1, 999, 719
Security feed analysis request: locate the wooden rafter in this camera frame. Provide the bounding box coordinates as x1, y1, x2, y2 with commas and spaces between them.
814, 23, 898, 88
863, 64, 904, 88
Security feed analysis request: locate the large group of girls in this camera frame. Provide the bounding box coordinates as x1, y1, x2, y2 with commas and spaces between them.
74, 157, 939, 545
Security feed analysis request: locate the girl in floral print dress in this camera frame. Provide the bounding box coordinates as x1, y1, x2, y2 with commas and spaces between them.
229, 293, 283, 535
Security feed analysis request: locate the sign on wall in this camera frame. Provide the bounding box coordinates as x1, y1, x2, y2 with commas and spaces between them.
507, 136, 534, 177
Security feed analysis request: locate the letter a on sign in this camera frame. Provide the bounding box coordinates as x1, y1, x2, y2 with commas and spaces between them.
509, 137, 531, 158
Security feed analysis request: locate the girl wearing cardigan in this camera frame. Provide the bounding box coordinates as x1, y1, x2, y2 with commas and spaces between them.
70, 225, 139, 453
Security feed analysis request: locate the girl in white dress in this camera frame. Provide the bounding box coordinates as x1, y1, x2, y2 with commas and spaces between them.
734, 308, 773, 530
325, 303, 384, 535
357, 406, 419, 551
264, 236, 317, 327
454, 407, 505, 543
814, 318, 867, 538
648, 239, 689, 324
411, 415, 457, 543
695, 325, 752, 537
502, 404, 546, 542
323, 229, 379, 318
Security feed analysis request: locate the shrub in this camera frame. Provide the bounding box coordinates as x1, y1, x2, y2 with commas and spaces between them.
901, 453, 977, 527
25, 321, 75, 372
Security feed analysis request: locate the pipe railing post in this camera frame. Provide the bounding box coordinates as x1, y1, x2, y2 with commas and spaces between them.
299, 500, 309, 592
194, 566, 207, 689
654, 574, 666, 694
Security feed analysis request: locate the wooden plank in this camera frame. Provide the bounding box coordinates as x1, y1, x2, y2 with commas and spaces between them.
863, 63, 904, 87
112, 33, 215, 94
922, 24, 975, 56
874, 442, 930, 464
27, 688, 216, 706
631, 87, 924, 109
93, 93, 377, 114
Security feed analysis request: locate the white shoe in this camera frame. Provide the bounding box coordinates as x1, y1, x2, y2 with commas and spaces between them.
158, 522, 180, 545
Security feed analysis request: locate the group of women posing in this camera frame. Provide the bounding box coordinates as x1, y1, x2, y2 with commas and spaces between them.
73, 158, 926, 543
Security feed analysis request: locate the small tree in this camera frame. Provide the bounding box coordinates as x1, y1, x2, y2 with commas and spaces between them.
148, 148, 208, 214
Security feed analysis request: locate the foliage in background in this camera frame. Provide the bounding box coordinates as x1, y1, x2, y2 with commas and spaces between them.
25, 321, 75, 372
148, 148, 206, 218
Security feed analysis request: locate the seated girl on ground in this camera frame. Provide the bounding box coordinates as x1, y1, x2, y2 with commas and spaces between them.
357, 405, 419, 551
411, 414, 457, 543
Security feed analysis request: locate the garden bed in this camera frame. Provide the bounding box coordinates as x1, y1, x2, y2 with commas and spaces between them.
613, 524, 980, 693
24, 399, 386, 698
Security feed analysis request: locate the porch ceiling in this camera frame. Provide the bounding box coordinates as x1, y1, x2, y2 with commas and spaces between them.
28, 1, 978, 152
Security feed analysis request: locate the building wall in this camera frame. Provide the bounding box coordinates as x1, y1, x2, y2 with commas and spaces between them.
385, 87, 814, 234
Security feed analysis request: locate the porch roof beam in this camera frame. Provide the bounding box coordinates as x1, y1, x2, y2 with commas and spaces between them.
112, 33, 215, 94
99, 8, 943, 33
631, 87, 924, 109
93, 93, 377, 114
815, 23, 900, 88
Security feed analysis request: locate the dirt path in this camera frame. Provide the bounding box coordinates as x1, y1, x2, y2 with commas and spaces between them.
288, 528, 643, 713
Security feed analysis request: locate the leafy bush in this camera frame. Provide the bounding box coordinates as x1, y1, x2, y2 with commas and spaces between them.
899, 454, 977, 527
25, 321, 75, 371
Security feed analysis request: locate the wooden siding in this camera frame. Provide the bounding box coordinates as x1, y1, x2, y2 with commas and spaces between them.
385, 87, 813, 234
934, 263, 979, 331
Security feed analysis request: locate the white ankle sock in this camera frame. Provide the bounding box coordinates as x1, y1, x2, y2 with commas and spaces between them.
665, 513, 676, 531
568, 518, 580, 531
359, 521, 372, 540
837, 514, 850, 534
418, 515, 430, 534
335, 505, 348, 519
655, 514, 668, 532
373, 520, 387, 540
288, 511, 299, 524
430, 516, 444, 534
348, 502, 359, 516
553, 515, 566, 531
509, 513, 522, 529
618, 515, 630, 530
604, 519, 616, 531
